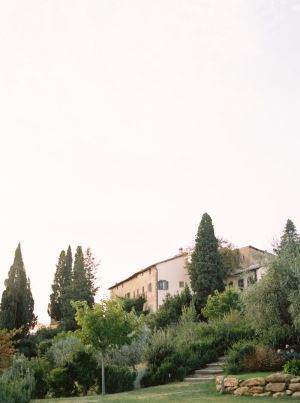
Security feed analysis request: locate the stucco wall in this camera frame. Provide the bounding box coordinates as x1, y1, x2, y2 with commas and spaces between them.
110, 266, 157, 312
239, 246, 273, 268
157, 254, 190, 307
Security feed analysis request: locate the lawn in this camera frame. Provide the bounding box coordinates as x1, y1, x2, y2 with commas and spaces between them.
32, 376, 288, 403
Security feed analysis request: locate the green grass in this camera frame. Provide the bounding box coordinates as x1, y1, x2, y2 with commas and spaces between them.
32, 376, 289, 403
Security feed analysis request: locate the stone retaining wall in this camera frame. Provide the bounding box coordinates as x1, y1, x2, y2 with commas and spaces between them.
216, 373, 300, 398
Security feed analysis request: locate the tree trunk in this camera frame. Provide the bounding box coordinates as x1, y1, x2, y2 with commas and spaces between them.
100, 352, 105, 395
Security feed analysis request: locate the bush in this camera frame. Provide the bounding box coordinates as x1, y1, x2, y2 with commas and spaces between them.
142, 312, 255, 386
224, 340, 257, 374
29, 357, 51, 399
96, 364, 136, 394
0, 356, 35, 403
18, 327, 59, 358
241, 345, 284, 372
284, 359, 300, 376
242, 253, 300, 347
224, 340, 284, 374
121, 295, 146, 316
0, 329, 17, 371
147, 286, 192, 329
48, 367, 75, 397
109, 325, 151, 370
144, 329, 175, 368
47, 333, 83, 367
202, 288, 242, 320
70, 350, 97, 395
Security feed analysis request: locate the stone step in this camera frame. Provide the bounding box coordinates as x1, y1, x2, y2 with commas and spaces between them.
206, 363, 224, 369
183, 375, 215, 382
195, 369, 224, 375
207, 361, 224, 366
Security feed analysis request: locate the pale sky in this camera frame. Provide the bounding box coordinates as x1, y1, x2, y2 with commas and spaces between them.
0, 0, 300, 324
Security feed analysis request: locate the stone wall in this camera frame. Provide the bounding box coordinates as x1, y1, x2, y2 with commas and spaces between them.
216, 373, 300, 398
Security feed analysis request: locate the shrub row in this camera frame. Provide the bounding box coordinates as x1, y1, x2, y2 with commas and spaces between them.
0, 353, 136, 402
142, 312, 254, 387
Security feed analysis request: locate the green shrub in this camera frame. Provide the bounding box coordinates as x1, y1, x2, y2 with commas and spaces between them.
0, 356, 35, 403
96, 364, 136, 394
142, 312, 255, 387
109, 325, 151, 370
70, 350, 97, 395
284, 359, 300, 376
147, 286, 192, 329
29, 357, 51, 399
17, 327, 59, 358
202, 288, 242, 320
224, 340, 283, 374
47, 333, 83, 367
224, 340, 257, 374
48, 367, 75, 397
144, 329, 175, 367
38, 339, 53, 356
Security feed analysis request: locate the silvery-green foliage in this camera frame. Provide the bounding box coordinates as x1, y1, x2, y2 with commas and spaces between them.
0, 355, 35, 403
243, 252, 300, 347
109, 325, 151, 369
47, 333, 83, 367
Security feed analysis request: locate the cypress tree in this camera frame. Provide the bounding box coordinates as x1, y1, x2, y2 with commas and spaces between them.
0, 244, 36, 335
84, 248, 100, 307
189, 213, 225, 313
61, 245, 74, 330
73, 246, 90, 302
278, 219, 300, 256
48, 250, 66, 322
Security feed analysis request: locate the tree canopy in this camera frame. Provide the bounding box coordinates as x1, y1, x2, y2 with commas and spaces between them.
0, 244, 36, 335
189, 213, 225, 312
243, 222, 300, 347
202, 288, 242, 321
73, 298, 139, 394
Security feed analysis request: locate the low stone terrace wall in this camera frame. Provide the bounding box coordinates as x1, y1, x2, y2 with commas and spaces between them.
216, 373, 300, 398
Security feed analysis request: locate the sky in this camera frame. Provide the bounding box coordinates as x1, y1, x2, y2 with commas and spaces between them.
0, 0, 300, 325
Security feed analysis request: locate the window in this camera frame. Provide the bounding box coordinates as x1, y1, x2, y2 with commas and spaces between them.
142, 286, 144, 294
148, 283, 152, 292
228, 281, 233, 288
158, 280, 169, 290
125, 292, 130, 298
179, 281, 184, 288
238, 279, 244, 290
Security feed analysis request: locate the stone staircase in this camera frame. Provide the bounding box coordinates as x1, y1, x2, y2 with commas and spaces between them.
183, 356, 225, 382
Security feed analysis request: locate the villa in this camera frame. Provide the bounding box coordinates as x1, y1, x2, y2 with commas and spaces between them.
109, 245, 274, 312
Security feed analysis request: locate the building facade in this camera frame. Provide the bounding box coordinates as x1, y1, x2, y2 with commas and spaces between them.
109, 245, 274, 312
225, 245, 274, 291
108, 252, 189, 312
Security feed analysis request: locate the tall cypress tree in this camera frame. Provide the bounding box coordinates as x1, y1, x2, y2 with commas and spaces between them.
277, 219, 300, 256
0, 244, 36, 335
84, 248, 100, 307
189, 213, 225, 313
61, 245, 74, 329
58, 245, 100, 330
73, 246, 90, 302
48, 250, 66, 322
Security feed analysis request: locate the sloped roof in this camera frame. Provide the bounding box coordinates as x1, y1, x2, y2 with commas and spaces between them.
108, 253, 187, 290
